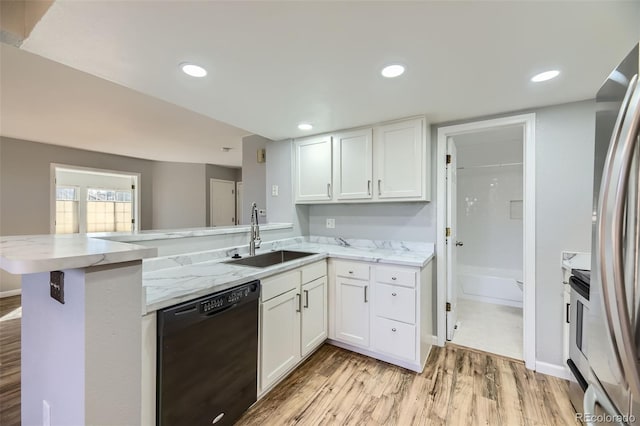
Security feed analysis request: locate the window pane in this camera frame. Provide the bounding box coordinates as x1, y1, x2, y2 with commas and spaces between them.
55, 200, 79, 234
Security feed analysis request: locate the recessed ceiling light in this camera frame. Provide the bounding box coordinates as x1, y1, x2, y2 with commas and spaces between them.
381, 64, 405, 78
531, 70, 560, 82
298, 123, 313, 131
180, 63, 207, 78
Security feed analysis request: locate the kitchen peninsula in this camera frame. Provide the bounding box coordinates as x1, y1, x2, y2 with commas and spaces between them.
0, 226, 434, 425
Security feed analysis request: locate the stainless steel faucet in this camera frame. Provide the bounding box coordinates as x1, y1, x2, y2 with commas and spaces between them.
249, 202, 261, 256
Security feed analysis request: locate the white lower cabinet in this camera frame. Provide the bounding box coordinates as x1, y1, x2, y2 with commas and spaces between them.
335, 276, 370, 347
259, 261, 327, 395
260, 288, 301, 391
330, 259, 433, 373
301, 277, 328, 357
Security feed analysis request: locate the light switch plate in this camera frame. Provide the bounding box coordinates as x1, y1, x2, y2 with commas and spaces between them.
326, 218, 335, 229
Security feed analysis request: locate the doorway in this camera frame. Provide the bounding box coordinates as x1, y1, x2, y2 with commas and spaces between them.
210, 178, 236, 226
436, 114, 536, 369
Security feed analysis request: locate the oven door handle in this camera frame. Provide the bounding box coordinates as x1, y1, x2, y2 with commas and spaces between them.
597, 72, 640, 399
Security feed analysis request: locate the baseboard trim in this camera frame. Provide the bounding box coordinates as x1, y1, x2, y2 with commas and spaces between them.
431, 335, 440, 346
0, 289, 21, 298
536, 360, 573, 381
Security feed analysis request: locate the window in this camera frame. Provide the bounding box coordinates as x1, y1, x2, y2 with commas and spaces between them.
53, 166, 139, 234
55, 186, 79, 234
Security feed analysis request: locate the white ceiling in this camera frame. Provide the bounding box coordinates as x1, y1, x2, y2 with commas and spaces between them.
0, 44, 248, 166
3, 1, 640, 165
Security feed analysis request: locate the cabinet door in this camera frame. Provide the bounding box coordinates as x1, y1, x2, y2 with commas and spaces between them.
333, 129, 373, 200
260, 288, 301, 392
374, 118, 424, 199
295, 136, 333, 202
301, 277, 328, 357
335, 276, 370, 347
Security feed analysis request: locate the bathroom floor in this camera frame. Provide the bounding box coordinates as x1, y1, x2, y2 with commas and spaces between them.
450, 299, 523, 360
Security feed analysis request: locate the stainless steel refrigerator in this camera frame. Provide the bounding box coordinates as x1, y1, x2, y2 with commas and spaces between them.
586, 43, 640, 425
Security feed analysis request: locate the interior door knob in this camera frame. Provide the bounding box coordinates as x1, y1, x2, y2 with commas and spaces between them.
455, 241, 464, 247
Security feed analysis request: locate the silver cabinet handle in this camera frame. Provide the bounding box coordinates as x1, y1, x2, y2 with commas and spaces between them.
327, 183, 332, 198
391, 276, 397, 281
364, 285, 368, 303
367, 180, 371, 195
304, 289, 309, 308
456, 241, 464, 247
596, 73, 640, 399
392, 292, 397, 296
392, 328, 396, 332
378, 179, 382, 196
296, 293, 301, 312
348, 270, 353, 274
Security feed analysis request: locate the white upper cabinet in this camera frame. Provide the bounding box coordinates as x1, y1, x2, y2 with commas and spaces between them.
333, 129, 373, 201
374, 118, 425, 200
294, 116, 430, 204
294, 135, 333, 202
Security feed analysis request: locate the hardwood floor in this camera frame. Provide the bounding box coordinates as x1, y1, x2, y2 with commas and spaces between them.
0, 296, 578, 426
0, 296, 21, 426
238, 344, 579, 426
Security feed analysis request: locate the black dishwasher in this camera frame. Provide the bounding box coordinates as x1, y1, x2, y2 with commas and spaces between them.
157, 281, 260, 426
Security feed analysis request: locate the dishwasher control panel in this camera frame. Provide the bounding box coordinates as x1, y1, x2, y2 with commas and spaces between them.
199, 281, 260, 314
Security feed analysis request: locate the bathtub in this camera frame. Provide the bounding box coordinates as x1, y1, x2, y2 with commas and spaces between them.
457, 265, 523, 308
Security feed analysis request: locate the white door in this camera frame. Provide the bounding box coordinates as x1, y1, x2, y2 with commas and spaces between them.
294, 136, 333, 202
374, 118, 424, 200
260, 288, 301, 392
446, 138, 459, 341
333, 129, 373, 200
335, 277, 370, 347
236, 182, 243, 225
210, 179, 235, 226
301, 277, 328, 357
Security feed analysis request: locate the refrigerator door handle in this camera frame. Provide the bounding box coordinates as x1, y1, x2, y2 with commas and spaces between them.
599, 73, 640, 399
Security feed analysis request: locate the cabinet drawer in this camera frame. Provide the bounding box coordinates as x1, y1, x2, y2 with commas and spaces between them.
261, 270, 300, 301
301, 261, 326, 284
335, 261, 370, 281
375, 283, 415, 324
373, 317, 416, 361
375, 266, 416, 288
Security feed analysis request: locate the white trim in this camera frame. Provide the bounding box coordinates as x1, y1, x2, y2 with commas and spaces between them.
0, 289, 21, 298
435, 113, 537, 370
50, 163, 141, 234
535, 360, 573, 381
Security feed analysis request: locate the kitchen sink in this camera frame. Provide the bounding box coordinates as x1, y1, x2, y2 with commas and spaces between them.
224, 250, 316, 268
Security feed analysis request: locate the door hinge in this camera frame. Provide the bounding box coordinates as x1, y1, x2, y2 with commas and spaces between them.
131, 219, 135, 224
446, 302, 451, 312
446, 154, 452, 165
131, 184, 135, 190
446, 227, 451, 237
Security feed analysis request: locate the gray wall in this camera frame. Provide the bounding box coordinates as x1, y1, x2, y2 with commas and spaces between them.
0, 136, 155, 234
265, 139, 309, 237
205, 164, 241, 226
151, 162, 207, 229
241, 134, 268, 224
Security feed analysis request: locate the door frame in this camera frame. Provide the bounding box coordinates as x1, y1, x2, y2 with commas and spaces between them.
435, 113, 536, 370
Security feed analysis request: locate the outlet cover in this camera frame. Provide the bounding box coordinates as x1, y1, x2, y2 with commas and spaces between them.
326, 218, 335, 229
271, 185, 279, 196
50, 271, 65, 304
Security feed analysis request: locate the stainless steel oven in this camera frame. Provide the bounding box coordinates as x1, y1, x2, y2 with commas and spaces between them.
567, 269, 590, 413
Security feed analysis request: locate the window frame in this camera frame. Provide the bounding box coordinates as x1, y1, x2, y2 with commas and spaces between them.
50, 164, 141, 235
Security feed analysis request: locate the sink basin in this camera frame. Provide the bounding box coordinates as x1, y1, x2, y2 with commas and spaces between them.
224, 250, 316, 268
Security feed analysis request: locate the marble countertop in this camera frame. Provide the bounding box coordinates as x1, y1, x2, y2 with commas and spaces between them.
0, 234, 157, 274
143, 237, 434, 313
92, 223, 293, 242
561, 251, 591, 273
